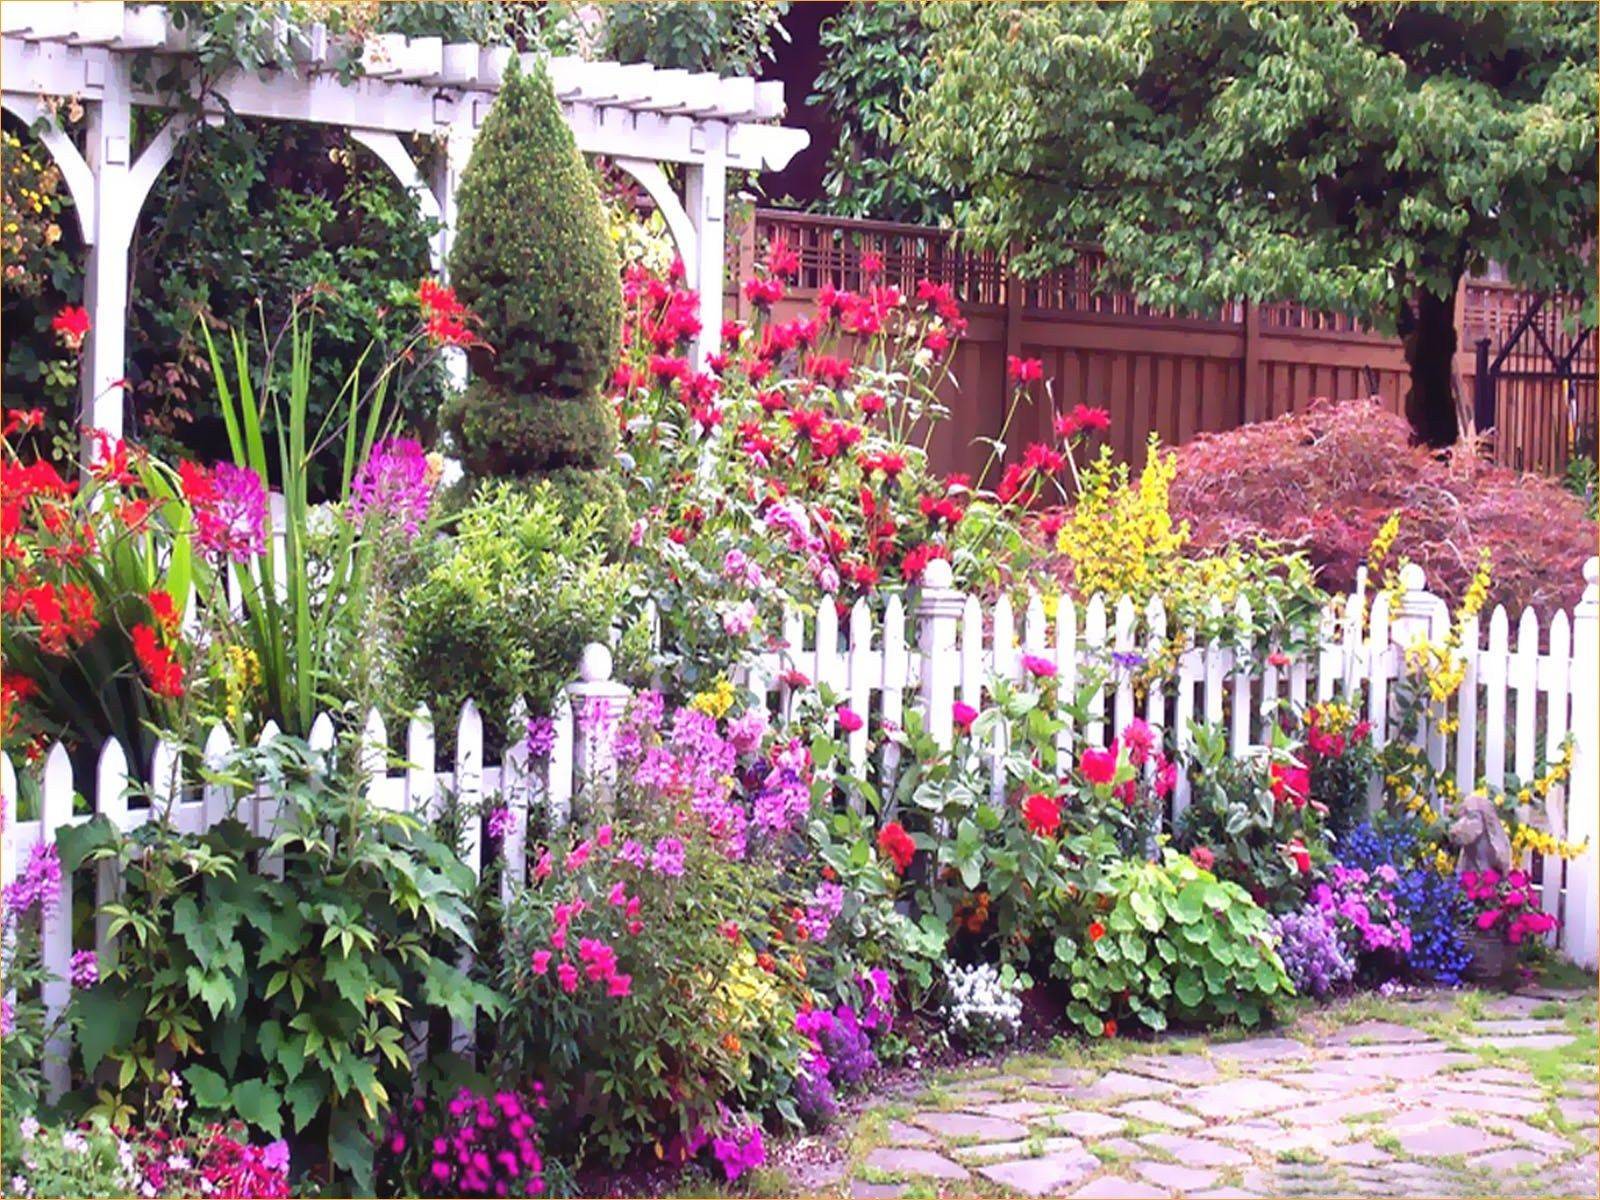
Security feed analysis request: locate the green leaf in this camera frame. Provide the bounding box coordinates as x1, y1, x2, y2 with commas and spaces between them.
55, 815, 118, 872
74, 984, 146, 1074
325, 955, 372, 1013
229, 1079, 283, 1138
284, 1075, 325, 1133
184, 1064, 231, 1111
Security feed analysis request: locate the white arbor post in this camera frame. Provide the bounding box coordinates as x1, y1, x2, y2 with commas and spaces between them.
79, 54, 133, 444
683, 124, 727, 366
1565, 557, 1599, 967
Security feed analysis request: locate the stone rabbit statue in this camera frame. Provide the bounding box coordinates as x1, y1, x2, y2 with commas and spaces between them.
1448, 791, 1513, 876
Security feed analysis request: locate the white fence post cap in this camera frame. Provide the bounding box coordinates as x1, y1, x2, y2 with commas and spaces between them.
577, 642, 614, 683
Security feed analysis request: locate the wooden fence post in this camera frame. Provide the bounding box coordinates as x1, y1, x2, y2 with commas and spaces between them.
1564, 557, 1599, 967
915, 559, 965, 751
1240, 298, 1261, 426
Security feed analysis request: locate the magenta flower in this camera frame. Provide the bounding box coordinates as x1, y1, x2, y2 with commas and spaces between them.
69, 949, 98, 989
650, 837, 686, 878
350, 437, 433, 536
4, 842, 61, 918
190, 462, 267, 562
1021, 654, 1057, 679
526, 716, 556, 758
487, 806, 513, 841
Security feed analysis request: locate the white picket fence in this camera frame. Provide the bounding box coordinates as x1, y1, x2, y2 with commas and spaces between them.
4, 557, 1598, 1095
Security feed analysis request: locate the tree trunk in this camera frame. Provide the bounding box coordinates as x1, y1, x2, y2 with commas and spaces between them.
1398, 282, 1462, 448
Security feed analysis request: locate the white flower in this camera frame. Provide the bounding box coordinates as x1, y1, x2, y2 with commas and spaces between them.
19, 1115, 39, 1141
166, 1154, 191, 1171
60, 1131, 87, 1154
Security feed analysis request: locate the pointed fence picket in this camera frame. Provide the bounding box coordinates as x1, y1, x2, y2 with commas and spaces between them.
4, 559, 1598, 1102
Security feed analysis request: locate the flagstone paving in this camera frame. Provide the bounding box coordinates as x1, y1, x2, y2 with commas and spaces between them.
840, 986, 1599, 1198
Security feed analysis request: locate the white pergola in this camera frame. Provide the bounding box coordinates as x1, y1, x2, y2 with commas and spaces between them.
0, 1, 809, 441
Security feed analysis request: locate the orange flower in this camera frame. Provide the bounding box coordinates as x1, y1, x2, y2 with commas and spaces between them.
1103, 1019, 1117, 1038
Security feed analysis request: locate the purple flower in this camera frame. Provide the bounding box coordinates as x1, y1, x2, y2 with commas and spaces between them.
578, 697, 614, 740
69, 949, 98, 989
711, 1120, 766, 1182
525, 716, 556, 758
487, 807, 513, 842
1111, 650, 1146, 670
804, 881, 846, 942
350, 437, 433, 536
0, 996, 12, 1037
650, 837, 686, 878
618, 839, 647, 869
4, 842, 61, 919
198, 463, 268, 562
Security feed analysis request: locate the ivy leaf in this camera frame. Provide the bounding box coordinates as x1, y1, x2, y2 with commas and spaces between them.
284, 1075, 324, 1133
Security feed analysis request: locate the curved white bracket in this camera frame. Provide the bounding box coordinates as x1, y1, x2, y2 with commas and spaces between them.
614, 156, 695, 283
2, 94, 97, 243
117, 113, 193, 248
349, 127, 446, 273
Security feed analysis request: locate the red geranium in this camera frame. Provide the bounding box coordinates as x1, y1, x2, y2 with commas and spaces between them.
51, 305, 90, 351
1080, 741, 1120, 786
1269, 760, 1311, 808
1021, 791, 1062, 837
876, 821, 916, 873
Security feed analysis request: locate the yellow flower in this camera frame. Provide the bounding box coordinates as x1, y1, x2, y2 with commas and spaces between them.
690, 677, 736, 720
1367, 511, 1402, 572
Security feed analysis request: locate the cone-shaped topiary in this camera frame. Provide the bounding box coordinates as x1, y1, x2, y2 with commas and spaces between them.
445, 58, 622, 478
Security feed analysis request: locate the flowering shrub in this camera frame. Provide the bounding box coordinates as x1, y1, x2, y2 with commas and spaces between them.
942, 962, 1024, 1051
1, 1116, 136, 1199
373, 1086, 546, 1198
1055, 850, 1289, 1036
1339, 818, 1472, 984
497, 694, 818, 1163
610, 247, 1068, 681
1, 840, 65, 1112
1311, 863, 1413, 980
1297, 700, 1375, 839
1174, 723, 1330, 913
1269, 907, 1356, 998
1460, 868, 1559, 948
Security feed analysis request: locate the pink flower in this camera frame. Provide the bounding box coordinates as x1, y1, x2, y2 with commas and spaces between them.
557, 963, 579, 993
1153, 755, 1177, 798
1021, 654, 1057, 679
837, 706, 864, 733
1122, 718, 1154, 766
1080, 741, 1120, 786
596, 824, 614, 848
608, 881, 628, 907
607, 973, 633, 998
530, 950, 551, 976
1006, 355, 1044, 383
1476, 910, 1502, 930
952, 701, 978, 732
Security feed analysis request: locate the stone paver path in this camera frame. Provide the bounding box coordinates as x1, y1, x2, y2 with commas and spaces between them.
844, 986, 1599, 1198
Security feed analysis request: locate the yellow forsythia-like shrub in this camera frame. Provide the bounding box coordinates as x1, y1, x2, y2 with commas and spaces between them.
1056, 435, 1189, 603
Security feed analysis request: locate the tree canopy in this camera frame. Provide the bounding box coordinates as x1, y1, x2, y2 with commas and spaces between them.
907, 1, 1597, 445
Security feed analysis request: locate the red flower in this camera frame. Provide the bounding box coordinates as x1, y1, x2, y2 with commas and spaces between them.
1287, 841, 1311, 874
1267, 650, 1290, 668
1054, 404, 1110, 438
1269, 760, 1311, 809
1080, 741, 1120, 786
2, 408, 44, 437
877, 822, 916, 873
131, 623, 184, 698
860, 450, 907, 478
1022, 792, 1062, 837
51, 306, 90, 351
417, 279, 479, 347
952, 701, 978, 733
764, 237, 800, 279
148, 589, 181, 637
860, 250, 884, 275
1103, 1019, 1117, 1038
743, 277, 784, 308
1021, 442, 1064, 474
1153, 755, 1177, 797
1006, 355, 1044, 383
1088, 920, 1106, 943
1190, 846, 1215, 871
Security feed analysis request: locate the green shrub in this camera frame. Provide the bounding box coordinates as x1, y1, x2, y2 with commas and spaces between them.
447, 59, 621, 479
62, 735, 499, 1190
396, 480, 631, 754
1055, 850, 1290, 1036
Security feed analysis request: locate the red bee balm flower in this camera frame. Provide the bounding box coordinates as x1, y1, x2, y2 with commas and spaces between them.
51, 306, 90, 351
1006, 355, 1044, 383
876, 822, 916, 873
1022, 792, 1062, 837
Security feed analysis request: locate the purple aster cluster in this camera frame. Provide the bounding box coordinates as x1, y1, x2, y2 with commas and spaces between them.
751, 738, 810, 835
1270, 907, 1355, 998
803, 881, 846, 942
350, 437, 433, 536
792, 1003, 879, 1129
486, 806, 514, 843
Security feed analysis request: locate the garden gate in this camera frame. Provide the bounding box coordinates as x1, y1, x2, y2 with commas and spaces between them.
1473, 292, 1598, 476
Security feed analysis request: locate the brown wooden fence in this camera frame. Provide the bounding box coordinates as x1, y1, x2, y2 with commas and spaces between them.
728, 209, 1595, 481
